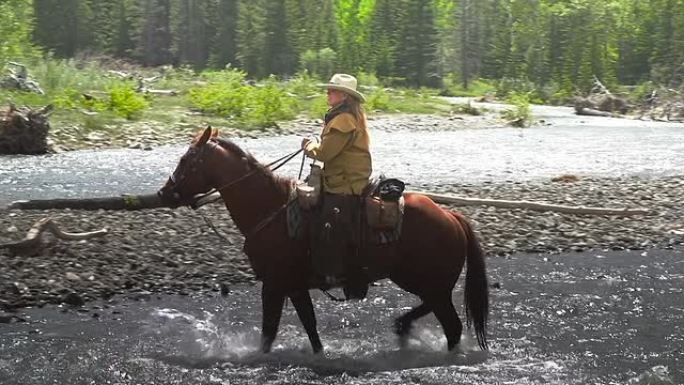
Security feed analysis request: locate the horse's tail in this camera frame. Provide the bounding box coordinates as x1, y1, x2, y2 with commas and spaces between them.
451, 211, 489, 350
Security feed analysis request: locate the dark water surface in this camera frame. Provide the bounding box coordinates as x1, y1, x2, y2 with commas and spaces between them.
1, 248, 681, 385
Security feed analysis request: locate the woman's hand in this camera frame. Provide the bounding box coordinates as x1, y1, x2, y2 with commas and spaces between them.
301, 136, 318, 149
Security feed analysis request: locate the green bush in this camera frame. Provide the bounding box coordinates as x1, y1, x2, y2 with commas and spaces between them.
107, 84, 149, 119
357, 72, 381, 88
188, 71, 297, 128
366, 88, 392, 111
307, 95, 329, 118
284, 70, 320, 97
501, 92, 533, 127
240, 79, 297, 128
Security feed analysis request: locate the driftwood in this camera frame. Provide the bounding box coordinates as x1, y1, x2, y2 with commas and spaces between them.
574, 76, 631, 115
419, 192, 648, 216
0, 104, 54, 154
6, 190, 648, 216
7, 193, 165, 210
637, 88, 684, 121
0, 217, 107, 256
575, 107, 613, 117
191, 190, 649, 216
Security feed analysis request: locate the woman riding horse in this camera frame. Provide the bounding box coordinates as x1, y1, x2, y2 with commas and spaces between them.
158, 126, 489, 355
301, 73, 372, 299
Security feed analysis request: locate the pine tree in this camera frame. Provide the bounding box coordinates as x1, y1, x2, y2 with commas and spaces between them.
369, 0, 400, 77
33, 0, 94, 57
136, 0, 173, 66
173, 0, 211, 68
208, 0, 239, 68
262, 0, 294, 75
395, 0, 440, 87
237, 0, 266, 76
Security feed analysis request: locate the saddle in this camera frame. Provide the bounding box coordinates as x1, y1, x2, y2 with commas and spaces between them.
289, 174, 405, 300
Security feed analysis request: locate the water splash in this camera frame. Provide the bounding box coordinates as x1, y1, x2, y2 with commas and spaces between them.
628, 366, 675, 385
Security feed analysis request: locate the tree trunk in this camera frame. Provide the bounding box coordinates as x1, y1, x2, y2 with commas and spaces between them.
6, 191, 648, 216
7, 194, 165, 210
418, 192, 648, 216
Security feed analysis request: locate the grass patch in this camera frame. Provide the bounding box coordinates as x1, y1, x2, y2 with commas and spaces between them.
501, 92, 533, 127
2, 60, 477, 139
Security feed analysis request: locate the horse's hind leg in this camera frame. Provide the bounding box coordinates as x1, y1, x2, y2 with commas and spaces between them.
290, 290, 323, 354
394, 303, 431, 347
427, 292, 463, 351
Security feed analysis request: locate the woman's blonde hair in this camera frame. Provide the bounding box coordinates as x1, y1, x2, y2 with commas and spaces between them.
346, 95, 367, 130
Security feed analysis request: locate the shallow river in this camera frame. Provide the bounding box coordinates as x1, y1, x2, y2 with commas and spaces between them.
1, 106, 683, 384
1, 105, 683, 205
1, 249, 682, 384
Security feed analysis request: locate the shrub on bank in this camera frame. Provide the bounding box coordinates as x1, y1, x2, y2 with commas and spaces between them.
188, 70, 297, 128
501, 92, 533, 127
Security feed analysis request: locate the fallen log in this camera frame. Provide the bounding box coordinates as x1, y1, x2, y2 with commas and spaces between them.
188, 191, 650, 216
575, 107, 613, 117
0, 217, 107, 256
7, 193, 165, 210
418, 192, 649, 216
6, 190, 649, 216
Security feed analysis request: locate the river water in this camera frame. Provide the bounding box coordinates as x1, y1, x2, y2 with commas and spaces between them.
1, 248, 682, 385
1, 106, 683, 384
1, 105, 683, 205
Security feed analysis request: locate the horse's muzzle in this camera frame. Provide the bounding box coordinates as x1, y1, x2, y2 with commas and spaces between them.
157, 184, 184, 208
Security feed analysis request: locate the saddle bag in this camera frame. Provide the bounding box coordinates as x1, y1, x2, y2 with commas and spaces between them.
296, 163, 323, 210
365, 196, 404, 231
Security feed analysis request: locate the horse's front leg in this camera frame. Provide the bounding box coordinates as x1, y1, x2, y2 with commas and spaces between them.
261, 284, 285, 353
290, 289, 323, 353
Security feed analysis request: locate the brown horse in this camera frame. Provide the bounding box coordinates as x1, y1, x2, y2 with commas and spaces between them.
158, 127, 489, 354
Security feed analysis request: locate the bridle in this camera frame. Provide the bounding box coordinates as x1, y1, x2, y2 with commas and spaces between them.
164, 140, 303, 208
162, 139, 304, 241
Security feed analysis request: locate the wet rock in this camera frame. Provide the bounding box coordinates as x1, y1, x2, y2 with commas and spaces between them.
0, 312, 26, 323
220, 283, 230, 297
62, 292, 85, 307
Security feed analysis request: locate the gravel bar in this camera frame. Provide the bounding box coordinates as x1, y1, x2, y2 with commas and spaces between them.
1, 175, 683, 311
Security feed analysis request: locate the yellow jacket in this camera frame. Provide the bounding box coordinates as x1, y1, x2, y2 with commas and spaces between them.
304, 112, 371, 195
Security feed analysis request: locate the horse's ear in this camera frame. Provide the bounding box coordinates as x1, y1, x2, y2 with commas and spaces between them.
211, 127, 219, 138
196, 126, 212, 146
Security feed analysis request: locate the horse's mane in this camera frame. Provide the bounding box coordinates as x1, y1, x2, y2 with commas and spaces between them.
212, 137, 292, 195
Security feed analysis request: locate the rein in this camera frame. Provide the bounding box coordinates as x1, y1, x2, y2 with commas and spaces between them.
191, 146, 303, 206
188, 144, 304, 244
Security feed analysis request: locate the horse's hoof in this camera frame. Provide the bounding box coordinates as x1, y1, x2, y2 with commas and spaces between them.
260, 339, 273, 354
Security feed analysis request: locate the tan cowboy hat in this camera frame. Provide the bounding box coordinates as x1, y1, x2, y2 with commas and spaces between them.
321, 73, 366, 103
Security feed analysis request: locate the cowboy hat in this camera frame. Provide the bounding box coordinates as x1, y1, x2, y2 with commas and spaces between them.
320, 73, 366, 103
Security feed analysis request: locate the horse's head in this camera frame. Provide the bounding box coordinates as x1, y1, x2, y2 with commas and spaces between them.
158, 126, 218, 207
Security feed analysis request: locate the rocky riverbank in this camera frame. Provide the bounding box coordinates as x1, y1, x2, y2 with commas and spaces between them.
1, 175, 682, 312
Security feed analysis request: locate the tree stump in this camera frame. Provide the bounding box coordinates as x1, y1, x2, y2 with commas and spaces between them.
0, 104, 54, 154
